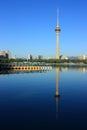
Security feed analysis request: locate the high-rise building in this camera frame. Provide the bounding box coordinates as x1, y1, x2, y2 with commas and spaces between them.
38, 55, 43, 60
55, 9, 61, 59
0, 50, 11, 59
7, 50, 11, 59
27, 54, 33, 61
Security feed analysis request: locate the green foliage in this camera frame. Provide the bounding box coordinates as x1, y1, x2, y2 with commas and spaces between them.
0, 58, 87, 64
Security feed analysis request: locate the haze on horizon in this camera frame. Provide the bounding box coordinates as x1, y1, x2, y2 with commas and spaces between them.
0, 0, 87, 58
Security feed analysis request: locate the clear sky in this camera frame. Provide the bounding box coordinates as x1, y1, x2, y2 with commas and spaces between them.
0, 0, 87, 58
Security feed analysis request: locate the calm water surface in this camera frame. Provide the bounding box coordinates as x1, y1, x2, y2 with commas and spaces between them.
0, 67, 87, 130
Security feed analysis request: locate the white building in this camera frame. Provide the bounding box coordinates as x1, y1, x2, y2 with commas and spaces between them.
60, 55, 68, 60
78, 55, 86, 60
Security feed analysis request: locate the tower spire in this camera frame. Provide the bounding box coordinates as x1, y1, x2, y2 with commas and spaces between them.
57, 8, 59, 27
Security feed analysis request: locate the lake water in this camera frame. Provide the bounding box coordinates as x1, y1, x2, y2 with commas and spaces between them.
0, 67, 87, 130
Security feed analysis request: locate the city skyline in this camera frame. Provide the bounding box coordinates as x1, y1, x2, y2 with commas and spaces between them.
0, 0, 87, 58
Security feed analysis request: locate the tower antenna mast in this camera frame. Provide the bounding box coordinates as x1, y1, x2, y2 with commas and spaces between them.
57, 8, 59, 27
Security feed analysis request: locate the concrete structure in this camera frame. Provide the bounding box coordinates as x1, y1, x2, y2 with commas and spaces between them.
55, 9, 61, 59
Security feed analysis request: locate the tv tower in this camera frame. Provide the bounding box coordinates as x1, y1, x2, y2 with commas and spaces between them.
55, 9, 61, 59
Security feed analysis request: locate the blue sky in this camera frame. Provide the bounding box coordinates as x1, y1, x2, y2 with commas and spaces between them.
0, 0, 87, 58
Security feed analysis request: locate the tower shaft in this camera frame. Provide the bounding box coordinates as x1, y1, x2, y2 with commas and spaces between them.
55, 9, 60, 59
56, 32, 59, 59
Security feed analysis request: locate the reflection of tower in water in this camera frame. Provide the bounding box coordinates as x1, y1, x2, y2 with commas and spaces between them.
55, 67, 60, 97
55, 67, 60, 118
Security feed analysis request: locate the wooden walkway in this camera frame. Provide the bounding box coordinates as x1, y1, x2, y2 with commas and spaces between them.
10, 66, 41, 70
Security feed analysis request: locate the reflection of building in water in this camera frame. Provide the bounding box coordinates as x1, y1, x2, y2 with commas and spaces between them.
60, 67, 68, 72
55, 67, 60, 118
77, 67, 87, 73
